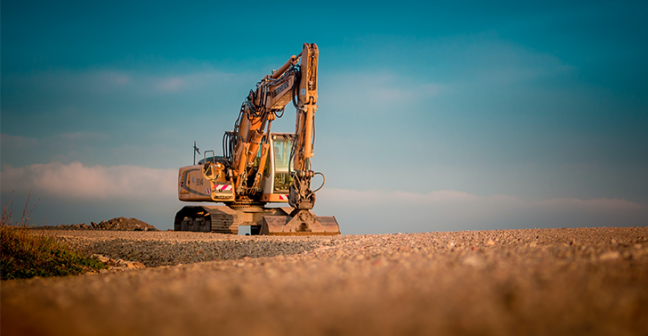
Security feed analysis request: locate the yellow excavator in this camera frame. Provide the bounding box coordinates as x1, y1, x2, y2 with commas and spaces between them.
175, 43, 340, 235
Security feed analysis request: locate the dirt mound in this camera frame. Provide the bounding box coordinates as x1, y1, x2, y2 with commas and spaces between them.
96, 217, 159, 231
49, 217, 159, 231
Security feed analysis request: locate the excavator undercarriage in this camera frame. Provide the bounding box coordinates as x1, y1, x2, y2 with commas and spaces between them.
174, 206, 339, 235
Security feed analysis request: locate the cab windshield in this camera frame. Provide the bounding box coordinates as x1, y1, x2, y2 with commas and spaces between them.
273, 137, 293, 172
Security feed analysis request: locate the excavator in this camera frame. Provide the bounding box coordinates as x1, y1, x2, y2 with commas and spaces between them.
174, 43, 340, 235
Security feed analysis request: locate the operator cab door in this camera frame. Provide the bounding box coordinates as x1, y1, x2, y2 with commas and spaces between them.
261, 133, 294, 203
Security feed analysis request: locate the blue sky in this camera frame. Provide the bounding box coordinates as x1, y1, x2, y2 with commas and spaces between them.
2, 1, 647, 233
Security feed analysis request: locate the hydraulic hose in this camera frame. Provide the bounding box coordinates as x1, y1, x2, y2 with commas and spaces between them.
312, 172, 326, 193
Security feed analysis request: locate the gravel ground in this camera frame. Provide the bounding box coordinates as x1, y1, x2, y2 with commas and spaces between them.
52, 231, 334, 267
2, 227, 648, 336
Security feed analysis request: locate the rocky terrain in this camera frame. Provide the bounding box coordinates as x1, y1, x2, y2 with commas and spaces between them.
2, 227, 647, 336
36, 217, 159, 231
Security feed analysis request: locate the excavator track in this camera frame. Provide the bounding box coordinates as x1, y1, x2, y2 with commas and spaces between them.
174, 206, 237, 233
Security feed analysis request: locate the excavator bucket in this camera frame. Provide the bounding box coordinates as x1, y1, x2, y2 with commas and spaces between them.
260, 209, 340, 235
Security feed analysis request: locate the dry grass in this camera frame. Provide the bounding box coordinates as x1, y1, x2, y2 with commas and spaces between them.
0, 195, 105, 280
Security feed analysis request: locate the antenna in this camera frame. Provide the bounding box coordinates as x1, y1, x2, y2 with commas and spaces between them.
193, 141, 200, 165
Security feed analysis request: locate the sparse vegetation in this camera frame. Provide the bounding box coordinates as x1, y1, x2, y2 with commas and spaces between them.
1, 196, 106, 280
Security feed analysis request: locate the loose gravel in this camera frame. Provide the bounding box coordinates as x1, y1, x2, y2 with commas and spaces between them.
2, 227, 648, 336
56, 235, 333, 267
41, 230, 343, 267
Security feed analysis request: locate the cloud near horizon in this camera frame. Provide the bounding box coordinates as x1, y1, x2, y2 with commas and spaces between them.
3, 68, 242, 96
315, 188, 648, 234
2, 162, 646, 232
1, 162, 176, 200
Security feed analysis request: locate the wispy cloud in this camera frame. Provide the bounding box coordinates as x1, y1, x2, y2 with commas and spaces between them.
0, 131, 186, 169
3, 67, 244, 98
1, 162, 176, 200
0, 134, 39, 148
151, 72, 239, 93
363, 33, 575, 83
2, 132, 107, 167
156, 77, 187, 92
57, 132, 108, 142
324, 72, 442, 106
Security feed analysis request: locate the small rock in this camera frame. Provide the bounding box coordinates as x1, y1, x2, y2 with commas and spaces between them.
463, 256, 484, 267
486, 239, 495, 246
92, 254, 111, 263
132, 262, 146, 269
313, 246, 331, 254
599, 251, 621, 261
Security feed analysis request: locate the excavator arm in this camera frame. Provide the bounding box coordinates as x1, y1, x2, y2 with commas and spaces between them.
227, 43, 321, 210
